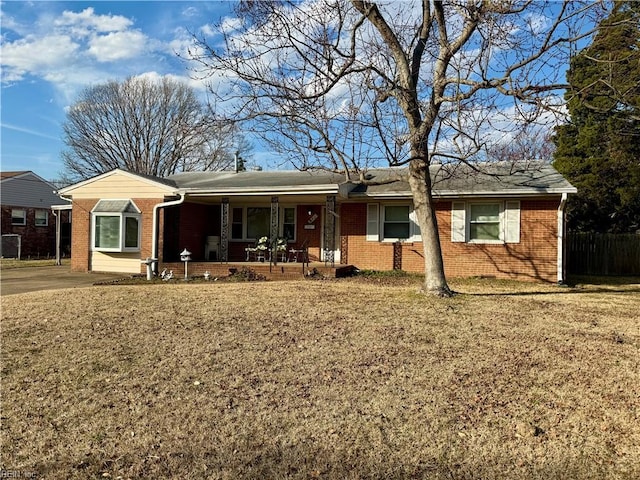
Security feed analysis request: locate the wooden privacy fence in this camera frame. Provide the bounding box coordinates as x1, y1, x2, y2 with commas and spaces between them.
567, 233, 640, 276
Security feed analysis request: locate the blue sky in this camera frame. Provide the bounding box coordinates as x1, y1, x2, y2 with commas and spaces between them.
2, 1, 595, 182
1, 1, 237, 181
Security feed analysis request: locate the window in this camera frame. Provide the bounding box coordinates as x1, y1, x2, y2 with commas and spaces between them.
383, 205, 410, 240
231, 208, 243, 239
246, 207, 270, 240
11, 209, 26, 225
451, 200, 520, 244
366, 203, 421, 242
230, 205, 297, 241
282, 207, 296, 240
469, 204, 500, 241
95, 216, 120, 249
35, 209, 48, 227
91, 200, 141, 252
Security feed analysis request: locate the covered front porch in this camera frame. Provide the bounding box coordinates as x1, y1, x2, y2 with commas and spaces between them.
159, 192, 341, 267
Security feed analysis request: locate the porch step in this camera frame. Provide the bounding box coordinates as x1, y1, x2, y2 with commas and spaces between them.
160, 262, 356, 281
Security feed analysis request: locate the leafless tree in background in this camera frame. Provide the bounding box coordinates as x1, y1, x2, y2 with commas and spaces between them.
486, 127, 556, 169
61, 76, 248, 182
190, 0, 603, 295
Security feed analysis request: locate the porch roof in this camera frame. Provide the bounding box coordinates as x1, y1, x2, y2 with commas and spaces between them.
168, 170, 346, 196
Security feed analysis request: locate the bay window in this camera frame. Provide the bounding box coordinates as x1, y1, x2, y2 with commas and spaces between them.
92, 200, 141, 252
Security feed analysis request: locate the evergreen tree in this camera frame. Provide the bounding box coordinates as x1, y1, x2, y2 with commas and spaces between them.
554, 1, 640, 233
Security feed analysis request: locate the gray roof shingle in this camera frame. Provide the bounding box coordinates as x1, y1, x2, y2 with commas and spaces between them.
168, 169, 346, 190
347, 163, 576, 197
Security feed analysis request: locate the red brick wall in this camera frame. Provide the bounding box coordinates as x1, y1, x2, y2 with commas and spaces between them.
296, 204, 322, 261
70, 199, 92, 272
440, 199, 559, 282
176, 203, 210, 261
0, 206, 64, 257
70, 198, 163, 272
136, 198, 160, 264
340, 203, 394, 270
340, 198, 560, 282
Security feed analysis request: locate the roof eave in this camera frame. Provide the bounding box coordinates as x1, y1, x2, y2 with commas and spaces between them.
183, 184, 341, 196
349, 187, 578, 199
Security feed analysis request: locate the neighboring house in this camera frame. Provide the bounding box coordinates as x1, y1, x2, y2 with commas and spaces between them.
1, 171, 71, 259
57, 163, 576, 282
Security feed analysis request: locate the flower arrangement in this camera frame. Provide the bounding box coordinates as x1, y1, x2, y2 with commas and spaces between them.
256, 236, 269, 250
276, 237, 288, 251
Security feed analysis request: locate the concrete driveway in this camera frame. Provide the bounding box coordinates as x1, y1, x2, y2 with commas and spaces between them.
0, 266, 126, 296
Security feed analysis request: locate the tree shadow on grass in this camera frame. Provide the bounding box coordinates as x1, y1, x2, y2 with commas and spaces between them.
38, 442, 628, 480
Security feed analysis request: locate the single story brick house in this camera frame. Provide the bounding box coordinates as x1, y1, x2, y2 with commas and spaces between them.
1, 171, 71, 259
56, 163, 576, 282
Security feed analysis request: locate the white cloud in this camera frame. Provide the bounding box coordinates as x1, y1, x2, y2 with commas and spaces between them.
88, 30, 148, 62
134, 71, 209, 93
0, 122, 60, 141
54, 7, 132, 34
0, 3, 229, 110
200, 23, 216, 37
525, 13, 551, 35
1, 34, 80, 81
219, 16, 242, 34
182, 6, 199, 18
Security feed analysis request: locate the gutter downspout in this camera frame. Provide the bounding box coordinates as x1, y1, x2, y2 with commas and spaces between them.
53, 193, 72, 267
52, 209, 61, 266
557, 192, 568, 285
152, 193, 185, 272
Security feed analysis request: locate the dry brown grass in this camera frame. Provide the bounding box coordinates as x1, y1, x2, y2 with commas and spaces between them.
1, 277, 639, 479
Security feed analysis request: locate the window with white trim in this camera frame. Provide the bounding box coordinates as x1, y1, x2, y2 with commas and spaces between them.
11, 209, 26, 225
282, 207, 296, 240
91, 200, 141, 252
469, 204, 500, 241
35, 209, 48, 227
246, 207, 270, 240
367, 203, 421, 242
230, 205, 296, 241
384, 205, 410, 240
451, 200, 520, 244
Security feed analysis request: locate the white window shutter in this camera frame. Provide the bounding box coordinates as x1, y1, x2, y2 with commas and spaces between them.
409, 207, 421, 240
366, 203, 379, 241
504, 200, 521, 243
451, 202, 466, 242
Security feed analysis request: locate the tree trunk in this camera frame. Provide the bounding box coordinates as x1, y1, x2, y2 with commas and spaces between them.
408, 158, 453, 297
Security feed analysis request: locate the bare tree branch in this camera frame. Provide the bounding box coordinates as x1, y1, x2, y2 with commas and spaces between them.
61, 76, 248, 181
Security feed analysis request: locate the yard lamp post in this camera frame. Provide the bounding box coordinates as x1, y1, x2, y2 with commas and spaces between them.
180, 248, 192, 280
141, 257, 158, 281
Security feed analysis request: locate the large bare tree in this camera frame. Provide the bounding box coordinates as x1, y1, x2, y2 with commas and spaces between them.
190, 0, 602, 295
61, 75, 247, 182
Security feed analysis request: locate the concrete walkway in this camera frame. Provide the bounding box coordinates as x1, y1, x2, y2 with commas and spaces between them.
0, 266, 125, 296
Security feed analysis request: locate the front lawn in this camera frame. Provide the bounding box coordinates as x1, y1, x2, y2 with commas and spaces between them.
1, 279, 638, 479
